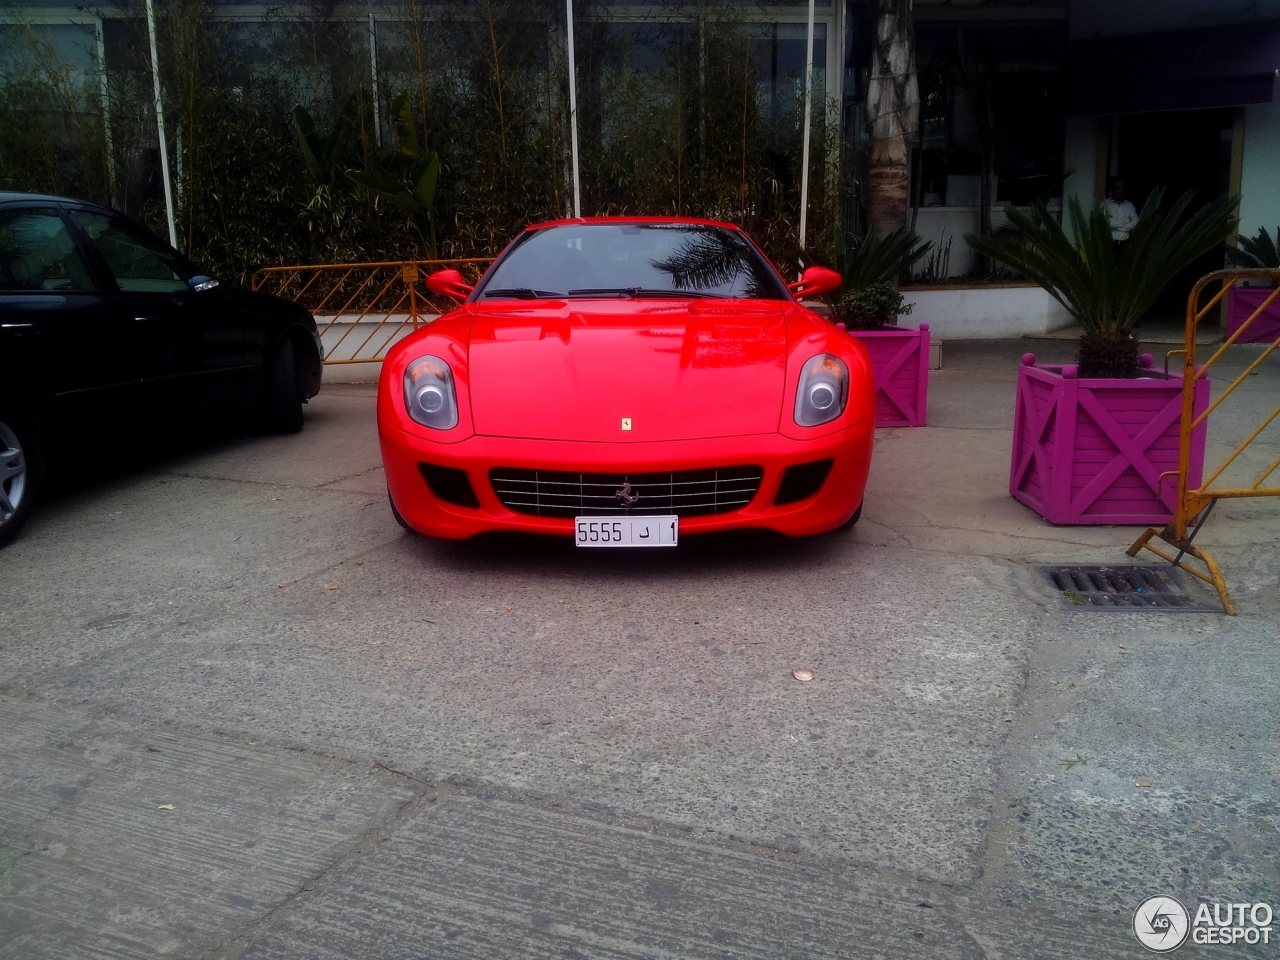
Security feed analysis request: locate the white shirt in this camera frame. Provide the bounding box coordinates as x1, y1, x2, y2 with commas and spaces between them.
1106, 198, 1138, 241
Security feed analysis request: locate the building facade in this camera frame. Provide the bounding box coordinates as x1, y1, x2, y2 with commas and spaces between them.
4, 0, 1279, 336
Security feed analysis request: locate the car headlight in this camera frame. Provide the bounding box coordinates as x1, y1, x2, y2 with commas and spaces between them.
404, 355, 459, 429
794, 354, 849, 427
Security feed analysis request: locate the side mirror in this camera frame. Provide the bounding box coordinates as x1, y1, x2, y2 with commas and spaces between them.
189, 275, 220, 293
787, 266, 842, 298
425, 269, 474, 301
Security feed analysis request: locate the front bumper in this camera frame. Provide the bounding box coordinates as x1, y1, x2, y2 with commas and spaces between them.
381, 421, 873, 540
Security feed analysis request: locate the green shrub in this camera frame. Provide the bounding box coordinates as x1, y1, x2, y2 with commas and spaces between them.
836, 282, 913, 330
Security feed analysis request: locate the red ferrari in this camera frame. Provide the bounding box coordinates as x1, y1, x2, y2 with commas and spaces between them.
379, 217, 874, 546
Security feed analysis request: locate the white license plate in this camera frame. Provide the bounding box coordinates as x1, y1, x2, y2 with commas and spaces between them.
574, 515, 678, 547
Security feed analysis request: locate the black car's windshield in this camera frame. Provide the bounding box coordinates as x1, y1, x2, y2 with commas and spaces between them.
478, 223, 788, 300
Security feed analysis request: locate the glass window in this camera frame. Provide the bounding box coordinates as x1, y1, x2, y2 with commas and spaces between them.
70, 211, 189, 293
479, 223, 788, 300
0, 209, 95, 292
753, 22, 827, 139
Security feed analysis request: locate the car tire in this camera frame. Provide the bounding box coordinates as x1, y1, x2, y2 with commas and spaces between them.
388, 488, 413, 532
837, 499, 863, 531
0, 415, 37, 548
263, 340, 304, 434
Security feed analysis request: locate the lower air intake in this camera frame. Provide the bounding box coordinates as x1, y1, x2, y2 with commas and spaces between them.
774, 459, 834, 505
419, 462, 480, 508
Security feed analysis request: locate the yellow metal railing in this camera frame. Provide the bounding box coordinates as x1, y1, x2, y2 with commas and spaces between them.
1128, 268, 1280, 614
251, 258, 491, 364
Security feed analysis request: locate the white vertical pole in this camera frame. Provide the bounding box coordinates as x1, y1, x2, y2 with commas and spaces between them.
565, 0, 581, 218
798, 0, 815, 251
144, 0, 178, 249
369, 14, 382, 148
95, 19, 116, 207
831, 0, 845, 196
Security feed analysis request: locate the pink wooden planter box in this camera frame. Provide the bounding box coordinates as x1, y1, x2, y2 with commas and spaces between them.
851, 323, 930, 427
1010, 353, 1209, 525
1226, 287, 1280, 344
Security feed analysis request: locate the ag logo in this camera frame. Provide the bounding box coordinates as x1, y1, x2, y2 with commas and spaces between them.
1134, 896, 1190, 952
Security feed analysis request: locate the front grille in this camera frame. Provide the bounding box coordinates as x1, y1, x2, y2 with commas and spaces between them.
490, 466, 764, 518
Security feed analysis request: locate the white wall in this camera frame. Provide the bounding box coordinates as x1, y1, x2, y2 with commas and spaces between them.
911, 206, 1016, 278
911, 207, 979, 277
1240, 77, 1280, 238
902, 286, 1074, 340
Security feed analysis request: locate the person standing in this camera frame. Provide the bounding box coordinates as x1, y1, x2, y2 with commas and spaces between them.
1105, 176, 1139, 242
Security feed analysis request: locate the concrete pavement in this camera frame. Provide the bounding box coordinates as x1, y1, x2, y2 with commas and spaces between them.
1, 338, 1276, 959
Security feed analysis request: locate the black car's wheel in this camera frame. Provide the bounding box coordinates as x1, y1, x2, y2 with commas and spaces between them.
263, 340, 304, 434
0, 416, 36, 547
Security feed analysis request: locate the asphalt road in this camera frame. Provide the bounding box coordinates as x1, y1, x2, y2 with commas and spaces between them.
1, 339, 1276, 959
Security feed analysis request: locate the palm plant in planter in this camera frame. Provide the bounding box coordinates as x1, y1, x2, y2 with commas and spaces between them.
1224, 225, 1280, 344
1230, 224, 1280, 269
965, 190, 1238, 525
829, 227, 931, 330
967, 190, 1238, 377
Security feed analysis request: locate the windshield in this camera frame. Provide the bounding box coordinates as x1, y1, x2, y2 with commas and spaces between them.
477, 223, 788, 300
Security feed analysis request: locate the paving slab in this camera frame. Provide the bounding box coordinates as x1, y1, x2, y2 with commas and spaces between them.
234, 791, 989, 960
0, 696, 415, 960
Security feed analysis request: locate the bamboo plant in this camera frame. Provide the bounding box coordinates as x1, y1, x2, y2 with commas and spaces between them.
346, 91, 440, 258
293, 96, 357, 185
2, 0, 848, 280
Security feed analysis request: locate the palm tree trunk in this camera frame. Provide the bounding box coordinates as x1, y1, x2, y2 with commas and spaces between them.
866, 0, 919, 237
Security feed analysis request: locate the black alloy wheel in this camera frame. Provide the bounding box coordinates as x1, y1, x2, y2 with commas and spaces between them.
0, 416, 35, 547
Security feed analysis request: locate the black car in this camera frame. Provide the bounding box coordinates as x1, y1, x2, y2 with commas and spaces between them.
0, 193, 323, 546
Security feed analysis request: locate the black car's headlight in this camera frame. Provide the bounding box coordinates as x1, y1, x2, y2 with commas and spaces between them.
404, 355, 459, 430
794, 354, 849, 427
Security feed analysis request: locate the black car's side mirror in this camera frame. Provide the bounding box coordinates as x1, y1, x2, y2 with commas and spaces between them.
189, 275, 220, 292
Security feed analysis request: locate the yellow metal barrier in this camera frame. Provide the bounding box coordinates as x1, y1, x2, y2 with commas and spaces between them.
1128, 268, 1280, 614
251, 258, 492, 364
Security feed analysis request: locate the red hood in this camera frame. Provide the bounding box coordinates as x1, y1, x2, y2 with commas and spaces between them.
467, 299, 788, 442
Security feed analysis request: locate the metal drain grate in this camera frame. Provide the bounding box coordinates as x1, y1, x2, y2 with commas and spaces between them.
1038, 565, 1218, 611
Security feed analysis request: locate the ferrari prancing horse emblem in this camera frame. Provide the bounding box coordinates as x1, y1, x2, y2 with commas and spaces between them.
621, 417, 632, 430
615, 481, 640, 509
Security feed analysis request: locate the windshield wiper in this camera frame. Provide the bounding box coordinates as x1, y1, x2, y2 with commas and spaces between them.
633, 289, 726, 299
484, 287, 563, 299
565, 287, 725, 299
565, 287, 641, 298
